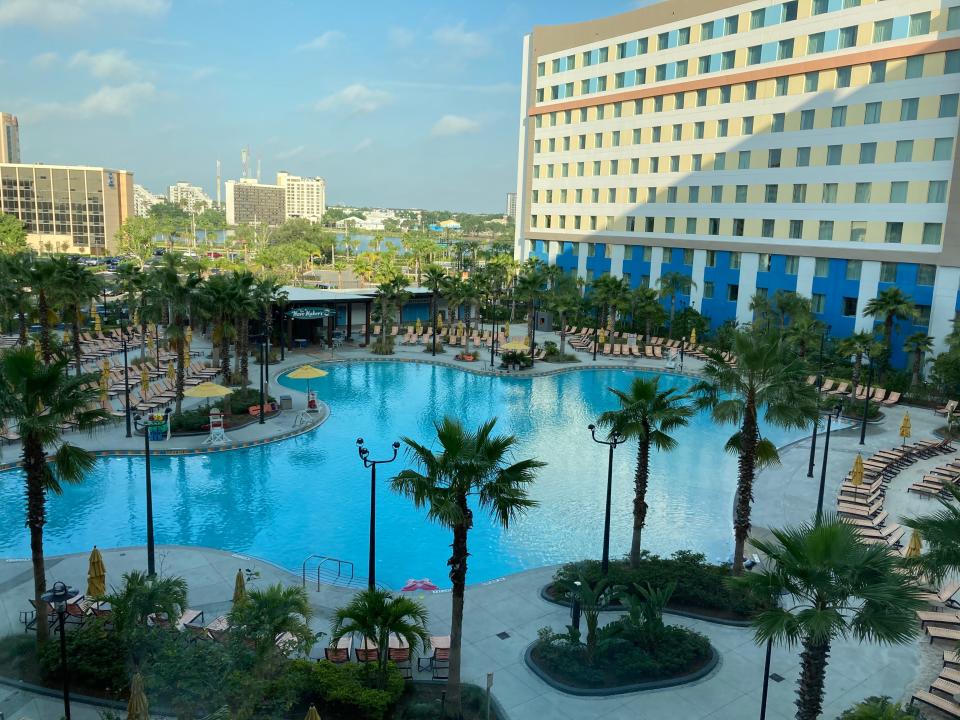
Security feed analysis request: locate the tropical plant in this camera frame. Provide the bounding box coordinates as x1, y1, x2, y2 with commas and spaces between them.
903, 332, 933, 388
784, 316, 824, 360
422, 265, 449, 355
555, 571, 612, 664
656, 272, 695, 337
330, 589, 430, 688
332, 259, 347, 288
50, 257, 101, 375
771, 290, 813, 330
515, 264, 547, 343
864, 287, 916, 352
373, 275, 410, 353
693, 330, 819, 574
104, 570, 189, 637
544, 276, 581, 356
0, 211, 28, 253
597, 377, 694, 567
228, 583, 314, 660
837, 331, 877, 390
115, 216, 159, 269
392, 417, 544, 716
837, 696, 923, 719
902, 484, 960, 584
590, 274, 629, 333
628, 287, 664, 340
30, 257, 61, 364
0, 253, 34, 344
730, 517, 924, 720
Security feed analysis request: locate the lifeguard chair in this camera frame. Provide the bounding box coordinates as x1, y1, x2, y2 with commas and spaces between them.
307, 390, 318, 412
204, 410, 227, 445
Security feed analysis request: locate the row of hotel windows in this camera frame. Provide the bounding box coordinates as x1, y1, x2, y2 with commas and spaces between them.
532, 138, 956, 177
531, 214, 944, 244
534, 94, 960, 152
538, 1, 951, 77
537, 10, 952, 101
534, 54, 955, 127
533, 179, 951, 205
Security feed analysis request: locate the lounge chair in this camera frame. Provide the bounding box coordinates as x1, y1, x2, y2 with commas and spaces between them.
388, 633, 412, 679
416, 635, 450, 680
927, 625, 960, 643
881, 391, 901, 406
918, 611, 960, 629
921, 582, 960, 608
820, 379, 835, 393
355, 636, 379, 663
828, 382, 850, 396
325, 635, 352, 663
911, 690, 960, 718
871, 387, 887, 402
936, 400, 958, 416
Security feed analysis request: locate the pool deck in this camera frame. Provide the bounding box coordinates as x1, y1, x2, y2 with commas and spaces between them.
0, 333, 954, 719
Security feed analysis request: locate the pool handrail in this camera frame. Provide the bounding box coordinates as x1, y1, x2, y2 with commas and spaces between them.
301, 553, 356, 590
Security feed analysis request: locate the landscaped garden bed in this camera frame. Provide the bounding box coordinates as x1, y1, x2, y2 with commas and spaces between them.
169, 388, 277, 434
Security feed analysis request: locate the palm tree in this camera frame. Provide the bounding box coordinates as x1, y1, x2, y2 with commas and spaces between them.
2, 253, 34, 344
392, 417, 544, 716
864, 287, 916, 353
903, 332, 933, 388
749, 291, 773, 327
545, 278, 581, 356
30, 258, 60, 363
837, 331, 876, 390
0, 349, 106, 644
50, 257, 102, 375
515, 265, 547, 343
656, 272, 695, 337
771, 290, 812, 330
104, 570, 189, 637
629, 287, 664, 341
202, 273, 235, 380
228, 583, 314, 660
157, 255, 201, 413
423, 265, 449, 355
590, 275, 629, 334
693, 330, 819, 574
228, 270, 258, 383
330, 589, 430, 687
731, 517, 924, 720
903, 484, 960, 583
597, 377, 694, 567
784, 316, 823, 359
332, 259, 347, 288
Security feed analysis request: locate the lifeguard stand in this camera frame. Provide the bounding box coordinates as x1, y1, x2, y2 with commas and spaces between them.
307, 390, 318, 412
204, 410, 227, 445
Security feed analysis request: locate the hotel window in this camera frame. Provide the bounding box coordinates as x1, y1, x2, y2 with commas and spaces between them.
689, 186, 699, 202
735, 185, 748, 203
694, 121, 705, 139
595, 132, 603, 148
762, 219, 776, 237
576, 189, 583, 202
724, 15, 738, 34
811, 293, 826, 313
758, 254, 772, 272
667, 187, 678, 202
859, 143, 876, 164
575, 216, 582, 230
531, 214, 538, 228
702, 281, 714, 299
628, 187, 637, 203
699, 56, 712, 74
895, 140, 914, 163
733, 218, 745, 237
797, 147, 811, 166
590, 216, 598, 230
720, 85, 732, 103
578, 134, 586, 150
608, 188, 617, 203
947, 50, 960, 73
686, 217, 698, 234
612, 130, 621, 147
696, 89, 707, 107
537, 62, 545, 77
836, 66, 852, 88
765, 184, 779, 203
655, 64, 666, 82
626, 217, 635, 232
772, 113, 785, 132
869, 61, 886, 84
614, 102, 622, 118
785, 256, 799, 274
678, 26, 690, 45
643, 247, 652, 261
593, 160, 602, 174
768, 149, 782, 168
580, 108, 588, 121
745, 81, 757, 100
793, 184, 807, 203
631, 158, 640, 174
562, 163, 569, 177
838, 26, 857, 49
533, 165, 540, 178
676, 60, 688, 79
808, 32, 825, 54
917, 264, 936, 285
692, 154, 703, 170
900, 98, 919, 121
873, 19, 893, 43
644, 217, 654, 231
842, 297, 858, 317
657, 31, 669, 50
909, 12, 931, 36
721, 50, 735, 70
704, 250, 716, 267
819, 221, 835, 241
701, 21, 715, 41
812, 0, 828, 13
923, 222, 943, 244
890, 181, 908, 203
591, 189, 600, 203
784, 1, 798, 21
709, 218, 720, 235
559, 216, 566, 229
814, 258, 829, 277
885, 221, 903, 243
906, 56, 924, 80
665, 217, 676, 233
654, 96, 663, 112
729, 252, 741, 269
777, 39, 794, 60
675, 92, 685, 109
711, 185, 723, 202
715, 152, 726, 170
789, 220, 804, 239
634, 100, 642, 115
548, 138, 556, 152
940, 94, 960, 118
742, 116, 754, 135
800, 110, 814, 130
831, 106, 847, 128
935, 138, 954, 161
632, 129, 642, 145
652, 126, 662, 143
672, 124, 682, 141
534, 140, 542, 154
850, 221, 867, 242
880, 262, 897, 283
822, 183, 837, 203
775, 77, 788, 96
647, 187, 657, 202
577, 162, 585, 176
751, 9, 764, 29
842, 0, 859, 7
670, 156, 680, 172
563, 137, 571, 151
929, 180, 948, 203
739, 151, 751, 169
727, 285, 739, 302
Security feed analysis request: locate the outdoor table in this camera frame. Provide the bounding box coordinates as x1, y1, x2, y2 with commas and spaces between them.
294, 338, 308, 348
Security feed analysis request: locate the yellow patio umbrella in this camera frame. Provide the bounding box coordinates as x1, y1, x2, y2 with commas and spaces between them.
93, 313, 102, 334
87, 546, 106, 598
598, 329, 607, 345
415, 318, 423, 334
33, 338, 41, 359
232, 568, 246, 608
304, 705, 321, 720
503, 340, 528, 352
146, 332, 154, 351
905, 529, 922, 558
184, 382, 232, 399
185, 326, 193, 344
504, 322, 510, 339
127, 671, 149, 720
140, 365, 150, 391
436, 313, 444, 332
899, 412, 912, 446
99, 372, 109, 401
287, 365, 329, 398
166, 363, 175, 381
689, 328, 697, 346
851, 453, 864, 487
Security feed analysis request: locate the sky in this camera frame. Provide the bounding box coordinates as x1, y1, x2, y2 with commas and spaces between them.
0, 0, 646, 213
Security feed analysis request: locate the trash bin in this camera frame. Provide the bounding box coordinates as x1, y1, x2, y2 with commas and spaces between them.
279, 394, 293, 410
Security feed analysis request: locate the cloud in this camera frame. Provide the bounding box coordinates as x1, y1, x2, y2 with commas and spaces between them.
432, 22, 489, 57
30, 82, 157, 118
276, 145, 305, 160
69, 49, 137, 78
315, 84, 390, 114
431, 114, 480, 137
191, 65, 217, 80
30, 51, 58, 68
296, 30, 343, 51
354, 138, 373, 152
0, 0, 169, 27
382, 79, 516, 95
388, 27, 415, 48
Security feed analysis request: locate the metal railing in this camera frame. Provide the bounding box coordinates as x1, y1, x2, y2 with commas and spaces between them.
301, 553, 358, 590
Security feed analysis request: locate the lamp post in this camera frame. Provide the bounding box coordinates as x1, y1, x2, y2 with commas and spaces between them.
357, 438, 400, 590
806, 326, 831, 478
121, 323, 131, 438
592, 306, 600, 362
42, 581, 77, 720
859, 357, 874, 446
259, 340, 266, 425
529, 296, 537, 367
588, 423, 624, 575
133, 408, 170, 577
816, 403, 844, 522
570, 579, 582, 633
758, 636, 773, 720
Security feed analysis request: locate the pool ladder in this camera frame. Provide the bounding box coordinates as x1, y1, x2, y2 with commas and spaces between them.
301, 553, 360, 590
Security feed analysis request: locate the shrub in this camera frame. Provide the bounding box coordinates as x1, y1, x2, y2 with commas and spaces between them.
837, 696, 924, 719
371, 337, 394, 355
228, 388, 276, 415
552, 551, 769, 618
501, 350, 532, 369
38, 618, 128, 694
289, 659, 404, 720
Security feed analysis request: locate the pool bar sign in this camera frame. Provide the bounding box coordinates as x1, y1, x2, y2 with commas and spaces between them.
286, 307, 334, 320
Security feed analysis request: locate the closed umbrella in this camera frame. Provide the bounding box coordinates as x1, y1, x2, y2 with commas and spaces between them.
93, 312, 102, 335
304, 705, 321, 720
140, 366, 150, 392
899, 412, 912, 447
127, 671, 149, 720
850, 453, 864, 501
166, 363, 175, 381
186, 326, 193, 344
99, 373, 109, 402
232, 568, 246, 607
87, 546, 106, 598
905, 529, 922, 558
689, 328, 697, 346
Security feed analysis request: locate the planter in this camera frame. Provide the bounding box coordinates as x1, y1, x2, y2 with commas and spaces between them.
456, 354, 478, 362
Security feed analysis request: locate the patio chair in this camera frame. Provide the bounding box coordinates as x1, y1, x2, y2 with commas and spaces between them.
912, 690, 960, 717
355, 637, 379, 663
388, 633, 412, 679
417, 635, 450, 679
325, 635, 352, 663
881, 391, 901, 406
828, 382, 849, 396
936, 400, 959, 416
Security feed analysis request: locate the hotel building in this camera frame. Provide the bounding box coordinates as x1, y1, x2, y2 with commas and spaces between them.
0, 163, 133, 254
168, 181, 212, 210
225, 178, 286, 226
276, 171, 326, 223
514, 0, 960, 363
0, 113, 20, 164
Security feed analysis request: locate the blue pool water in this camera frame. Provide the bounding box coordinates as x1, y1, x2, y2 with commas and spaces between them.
0, 363, 798, 588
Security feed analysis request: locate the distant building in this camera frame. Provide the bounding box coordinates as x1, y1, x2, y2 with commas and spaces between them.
133, 184, 163, 218
334, 215, 385, 232
225, 178, 285, 226
168, 181, 212, 210
0, 113, 20, 164
0, 163, 133, 254
277, 171, 326, 222
505, 192, 517, 220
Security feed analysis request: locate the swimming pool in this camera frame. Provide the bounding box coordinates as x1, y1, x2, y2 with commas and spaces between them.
0, 362, 798, 588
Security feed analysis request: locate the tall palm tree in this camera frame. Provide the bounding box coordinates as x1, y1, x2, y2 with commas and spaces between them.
392, 417, 544, 716
771, 290, 812, 330
656, 271, 695, 338
903, 484, 960, 583
229, 270, 258, 383
629, 287, 664, 341
203, 274, 236, 379
423, 265, 449, 355
864, 287, 916, 353
30, 258, 61, 364
903, 332, 933, 388
545, 278, 580, 356
104, 570, 189, 637
372, 274, 410, 353
590, 275, 629, 334
0, 349, 106, 644
784, 316, 823, 360
837, 331, 876, 390
1, 253, 34, 344
597, 377, 694, 567
157, 255, 201, 412
693, 330, 819, 574
51, 257, 102, 375
515, 264, 547, 343
731, 517, 924, 720
330, 589, 430, 687
228, 583, 314, 660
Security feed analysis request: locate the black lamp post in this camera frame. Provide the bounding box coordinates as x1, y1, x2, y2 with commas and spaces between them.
816, 403, 844, 522
588, 423, 624, 575
570, 579, 582, 633
357, 438, 400, 590
133, 408, 170, 577
859, 358, 874, 446
259, 340, 266, 425
42, 581, 77, 720
529, 297, 538, 367
807, 325, 831, 478
759, 636, 773, 720
121, 323, 131, 438
592, 306, 600, 362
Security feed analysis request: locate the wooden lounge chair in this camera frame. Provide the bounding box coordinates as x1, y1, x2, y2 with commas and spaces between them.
828, 382, 850, 396
921, 582, 960, 608
355, 637, 379, 663
911, 690, 960, 717
872, 387, 887, 402
820, 379, 835, 393
881, 391, 901, 406
325, 635, 352, 663
927, 625, 960, 643
936, 400, 958, 416
388, 633, 412, 679
918, 611, 960, 629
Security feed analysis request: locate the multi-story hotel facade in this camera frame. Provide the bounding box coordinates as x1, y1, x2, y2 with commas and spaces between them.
514, 0, 960, 365
277, 171, 326, 223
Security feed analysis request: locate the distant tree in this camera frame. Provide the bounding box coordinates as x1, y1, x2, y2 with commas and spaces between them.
657, 272, 695, 337
864, 287, 916, 353
903, 332, 934, 388
115, 217, 158, 269
0, 212, 28, 254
